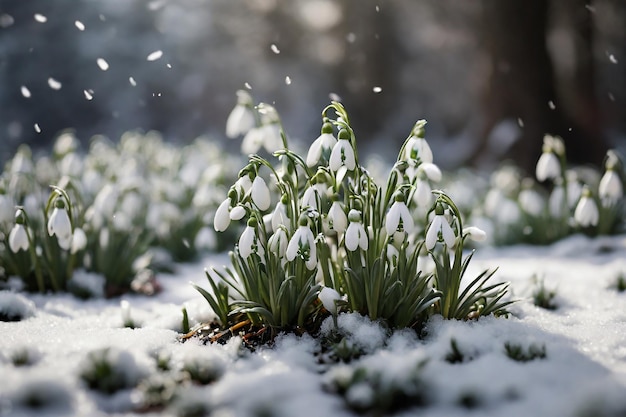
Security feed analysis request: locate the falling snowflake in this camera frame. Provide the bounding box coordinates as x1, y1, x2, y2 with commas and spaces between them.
34, 123, 41, 133
20, 86, 31, 98
285, 76, 292, 85
245, 82, 252, 89
548, 100, 556, 110
129, 77, 137, 87
97, 58, 109, 71
373, 86, 382, 93
75, 20, 85, 31
270, 44, 280, 54
84, 90, 93, 100
34, 14, 47, 23
147, 50, 163, 61
48, 78, 62, 90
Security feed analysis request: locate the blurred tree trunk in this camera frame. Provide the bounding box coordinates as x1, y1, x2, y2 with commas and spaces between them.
473, 0, 609, 173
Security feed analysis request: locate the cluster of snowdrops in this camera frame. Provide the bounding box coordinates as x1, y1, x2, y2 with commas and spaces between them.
1, 89, 624, 340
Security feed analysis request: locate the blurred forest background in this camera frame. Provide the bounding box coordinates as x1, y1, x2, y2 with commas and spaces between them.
0, 0, 624, 172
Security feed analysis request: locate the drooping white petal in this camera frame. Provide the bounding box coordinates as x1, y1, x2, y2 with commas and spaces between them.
226, 105, 256, 138
271, 202, 289, 233
345, 222, 360, 251
518, 189, 544, 216
319, 287, 341, 314
238, 226, 256, 258
327, 201, 347, 234
358, 225, 369, 250
440, 219, 456, 247
414, 180, 432, 207
535, 152, 560, 182
48, 207, 72, 246
463, 226, 487, 242
419, 163, 442, 182
251, 176, 271, 211
425, 216, 442, 250
268, 228, 288, 257
306, 133, 336, 167
229, 206, 246, 221
214, 199, 232, 232
599, 170, 623, 206
71, 227, 87, 254
574, 196, 599, 227
9, 224, 29, 253
385, 203, 401, 236
241, 127, 264, 155
329, 140, 356, 172
548, 185, 566, 218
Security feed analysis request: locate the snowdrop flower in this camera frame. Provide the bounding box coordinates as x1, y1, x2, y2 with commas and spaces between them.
345, 210, 368, 251
214, 198, 232, 232
8, 211, 29, 253
301, 186, 320, 210
329, 129, 356, 172
238, 217, 263, 259
226, 90, 255, 138
251, 176, 271, 211
319, 286, 342, 315
47, 198, 73, 250
268, 227, 288, 258
425, 204, 456, 250
385, 193, 414, 236
548, 183, 566, 218
598, 169, 623, 207
404, 120, 433, 164
536, 135, 564, 182
327, 198, 348, 234
241, 127, 265, 155
71, 227, 87, 254
518, 180, 544, 216
286, 216, 317, 270
574, 186, 599, 227
565, 171, 582, 208
306, 121, 337, 167
462, 226, 487, 242
271, 195, 290, 233
414, 179, 433, 207
535, 152, 560, 182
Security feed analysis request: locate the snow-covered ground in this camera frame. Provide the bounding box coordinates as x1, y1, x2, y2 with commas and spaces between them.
1, 235, 626, 417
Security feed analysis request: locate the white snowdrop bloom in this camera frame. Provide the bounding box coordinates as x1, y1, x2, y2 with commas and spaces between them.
71, 227, 87, 254
261, 122, 282, 153
241, 127, 265, 155
99, 228, 110, 248
286, 220, 317, 270
518, 187, 544, 216
271, 199, 290, 233
229, 205, 246, 221
535, 152, 561, 182
251, 176, 271, 211
93, 183, 118, 217
319, 286, 342, 314
234, 175, 253, 197
214, 198, 232, 232
599, 169, 623, 206
418, 163, 442, 182
327, 200, 347, 234
549, 184, 566, 218
268, 227, 288, 258
497, 198, 522, 225
385, 194, 414, 236
345, 210, 368, 252
306, 122, 337, 167
425, 205, 455, 250
574, 186, 599, 227
10, 150, 34, 174
226, 90, 255, 138
565, 172, 582, 208
329, 133, 356, 172
463, 226, 487, 242
414, 179, 433, 207
301, 186, 320, 210
386, 244, 399, 268
47, 200, 73, 250
9, 223, 29, 253
238, 220, 261, 259
404, 135, 433, 164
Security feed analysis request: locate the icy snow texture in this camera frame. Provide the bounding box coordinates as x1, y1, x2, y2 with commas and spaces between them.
0, 235, 626, 416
